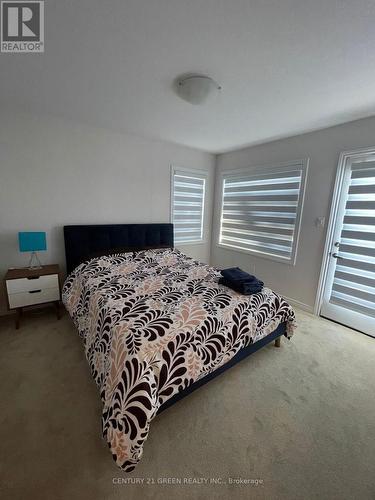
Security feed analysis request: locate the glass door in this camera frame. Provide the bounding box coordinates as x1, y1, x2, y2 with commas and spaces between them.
320, 152, 375, 337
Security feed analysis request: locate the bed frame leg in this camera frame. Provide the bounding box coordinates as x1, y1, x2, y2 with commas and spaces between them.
274, 337, 281, 348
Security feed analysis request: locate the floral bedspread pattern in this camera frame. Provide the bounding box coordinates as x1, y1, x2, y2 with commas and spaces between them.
62, 248, 296, 471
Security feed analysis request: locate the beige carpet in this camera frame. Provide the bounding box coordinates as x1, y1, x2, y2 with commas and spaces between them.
0, 307, 374, 500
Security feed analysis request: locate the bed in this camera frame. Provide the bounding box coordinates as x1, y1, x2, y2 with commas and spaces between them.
62, 223, 296, 471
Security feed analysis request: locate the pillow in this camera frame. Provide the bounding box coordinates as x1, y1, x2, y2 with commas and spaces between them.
88, 247, 135, 259
88, 245, 172, 260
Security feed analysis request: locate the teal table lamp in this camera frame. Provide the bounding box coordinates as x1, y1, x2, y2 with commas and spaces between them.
18, 232, 47, 269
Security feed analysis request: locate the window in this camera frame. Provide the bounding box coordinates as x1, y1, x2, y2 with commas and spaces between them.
219, 161, 308, 264
171, 167, 206, 244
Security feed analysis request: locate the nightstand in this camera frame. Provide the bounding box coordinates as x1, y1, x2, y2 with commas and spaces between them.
4, 264, 61, 329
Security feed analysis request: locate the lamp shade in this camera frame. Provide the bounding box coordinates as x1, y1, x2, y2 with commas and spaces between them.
18, 232, 47, 252
176, 75, 222, 105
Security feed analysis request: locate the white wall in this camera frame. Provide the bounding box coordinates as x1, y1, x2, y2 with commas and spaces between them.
4, 112, 375, 317
0, 113, 215, 315
212, 116, 375, 312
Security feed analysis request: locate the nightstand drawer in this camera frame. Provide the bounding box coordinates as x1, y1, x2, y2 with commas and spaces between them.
6, 274, 59, 294
4, 264, 61, 329
8, 288, 60, 309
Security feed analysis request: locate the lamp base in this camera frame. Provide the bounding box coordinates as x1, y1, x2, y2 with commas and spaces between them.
28, 251, 42, 270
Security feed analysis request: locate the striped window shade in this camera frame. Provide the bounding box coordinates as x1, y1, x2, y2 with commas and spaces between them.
171, 169, 206, 244
219, 162, 308, 263
330, 163, 375, 317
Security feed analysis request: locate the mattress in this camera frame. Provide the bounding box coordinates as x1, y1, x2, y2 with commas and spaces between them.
62, 248, 296, 471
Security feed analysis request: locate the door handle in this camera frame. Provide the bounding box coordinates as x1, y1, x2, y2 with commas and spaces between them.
332, 253, 344, 260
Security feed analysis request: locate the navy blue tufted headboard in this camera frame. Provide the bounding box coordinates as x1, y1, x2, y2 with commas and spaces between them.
64, 223, 174, 274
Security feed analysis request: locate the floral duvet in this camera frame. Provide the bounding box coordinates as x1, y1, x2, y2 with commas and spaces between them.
62, 248, 296, 471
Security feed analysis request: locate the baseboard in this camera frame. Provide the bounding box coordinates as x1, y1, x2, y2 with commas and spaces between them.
274, 292, 314, 314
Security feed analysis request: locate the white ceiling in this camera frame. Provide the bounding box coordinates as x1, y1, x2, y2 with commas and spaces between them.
1, 0, 375, 153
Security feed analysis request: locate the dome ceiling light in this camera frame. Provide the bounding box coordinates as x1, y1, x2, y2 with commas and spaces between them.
175, 74, 222, 105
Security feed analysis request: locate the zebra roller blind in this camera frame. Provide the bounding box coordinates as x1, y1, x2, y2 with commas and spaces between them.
219, 162, 307, 263
171, 169, 206, 244
330, 162, 375, 317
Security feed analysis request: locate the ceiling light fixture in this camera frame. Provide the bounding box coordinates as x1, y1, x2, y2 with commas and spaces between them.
175, 74, 222, 105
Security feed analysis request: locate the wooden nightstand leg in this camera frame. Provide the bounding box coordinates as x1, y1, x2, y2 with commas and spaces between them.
15, 308, 22, 329
54, 301, 61, 320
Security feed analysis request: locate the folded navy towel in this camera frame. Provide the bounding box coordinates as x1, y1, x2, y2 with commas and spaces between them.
218, 277, 263, 295
219, 267, 264, 295
221, 267, 258, 284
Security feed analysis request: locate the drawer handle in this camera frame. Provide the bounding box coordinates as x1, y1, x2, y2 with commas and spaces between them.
27, 276, 40, 280
29, 289, 42, 294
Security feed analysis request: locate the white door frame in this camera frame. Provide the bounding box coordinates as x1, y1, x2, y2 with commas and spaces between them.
314, 145, 375, 315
